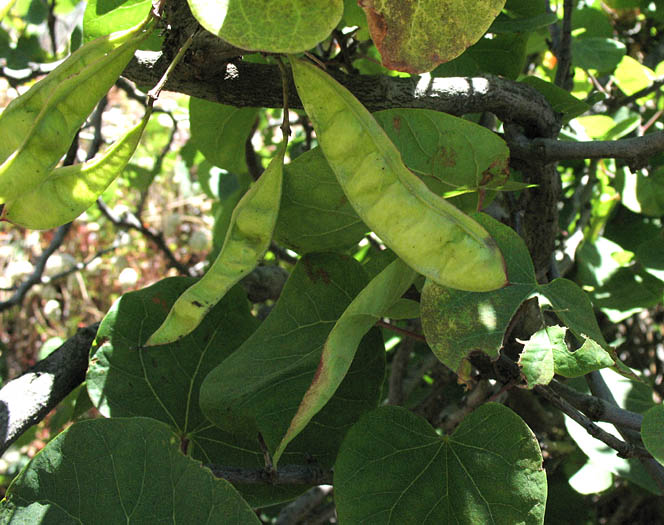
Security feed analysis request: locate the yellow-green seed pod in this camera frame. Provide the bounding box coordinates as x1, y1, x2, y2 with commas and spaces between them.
145, 141, 286, 347
2, 109, 151, 229
0, 17, 152, 204
289, 57, 507, 292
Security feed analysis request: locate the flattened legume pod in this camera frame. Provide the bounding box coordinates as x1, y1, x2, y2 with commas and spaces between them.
289, 58, 507, 292
2, 109, 151, 229
0, 17, 152, 204
145, 142, 286, 346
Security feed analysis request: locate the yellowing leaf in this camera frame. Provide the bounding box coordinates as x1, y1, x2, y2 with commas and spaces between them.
360, 0, 506, 74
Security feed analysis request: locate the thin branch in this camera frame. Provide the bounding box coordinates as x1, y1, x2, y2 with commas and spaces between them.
0, 323, 99, 456
535, 385, 651, 460
376, 320, 426, 342
608, 76, 664, 111
275, 485, 333, 525
548, 379, 643, 431
0, 224, 72, 312
207, 464, 332, 486
554, 0, 574, 90
586, 371, 664, 493
96, 198, 192, 276
387, 332, 415, 405
509, 131, 664, 166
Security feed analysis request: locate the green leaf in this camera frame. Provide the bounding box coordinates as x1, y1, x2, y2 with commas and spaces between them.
421, 213, 536, 381
642, 404, 664, 467
0, 418, 260, 524
538, 278, 608, 348
518, 326, 557, 388
334, 403, 546, 524
463, 32, 528, 80
274, 147, 368, 253
520, 77, 590, 123
187, 0, 343, 53
373, 108, 510, 210
383, 297, 420, 319
422, 214, 614, 381
189, 98, 259, 175
616, 165, 664, 217
274, 258, 416, 463
572, 37, 626, 72
553, 335, 614, 378
86, 278, 309, 507
199, 253, 385, 466
83, 0, 152, 41
519, 326, 614, 387
87, 277, 258, 436
359, 0, 507, 74
489, 12, 557, 33
635, 235, 664, 282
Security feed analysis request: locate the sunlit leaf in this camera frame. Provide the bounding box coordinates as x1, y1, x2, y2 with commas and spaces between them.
360, 0, 506, 73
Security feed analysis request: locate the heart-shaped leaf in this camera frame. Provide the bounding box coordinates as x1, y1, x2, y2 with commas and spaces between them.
86, 277, 320, 506
0, 417, 260, 524
334, 403, 546, 524
422, 213, 614, 382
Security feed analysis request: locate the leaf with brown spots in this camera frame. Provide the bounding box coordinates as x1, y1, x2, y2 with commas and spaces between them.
360, 0, 506, 74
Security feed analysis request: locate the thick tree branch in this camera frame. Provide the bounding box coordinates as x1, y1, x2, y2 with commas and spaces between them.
0, 323, 98, 456
123, 53, 560, 138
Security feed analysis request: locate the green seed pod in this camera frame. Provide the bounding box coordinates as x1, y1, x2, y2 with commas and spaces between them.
289, 57, 507, 292
145, 142, 286, 347
2, 109, 151, 229
0, 17, 152, 204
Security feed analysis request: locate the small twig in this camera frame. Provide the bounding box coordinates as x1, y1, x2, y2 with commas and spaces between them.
96, 199, 191, 276
276, 56, 291, 139
375, 319, 426, 342
257, 432, 274, 475
46, 0, 58, 57
148, 28, 199, 103
0, 224, 72, 312
608, 76, 664, 111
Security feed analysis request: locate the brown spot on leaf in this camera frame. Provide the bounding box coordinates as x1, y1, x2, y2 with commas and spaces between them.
303, 259, 332, 284
433, 146, 457, 168
192, 300, 204, 308
393, 116, 401, 132
151, 296, 169, 311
